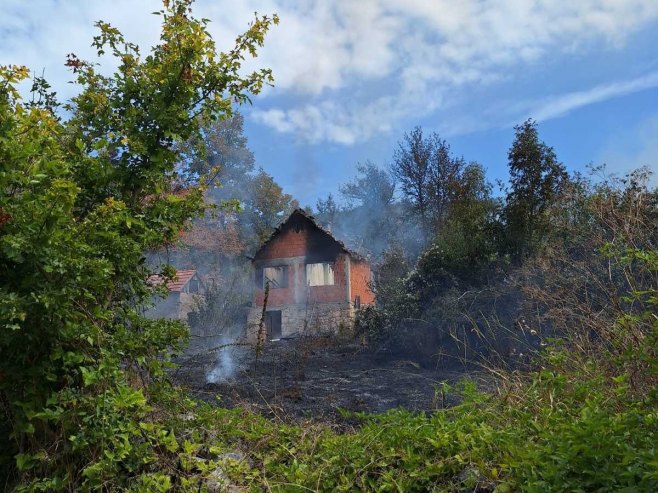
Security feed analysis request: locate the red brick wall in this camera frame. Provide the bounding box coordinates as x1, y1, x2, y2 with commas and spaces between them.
256, 227, 312, 259
308, 255, 347, 304
253, 227, 349, 306
253, 263, 296, 306
350, 259, 375, 305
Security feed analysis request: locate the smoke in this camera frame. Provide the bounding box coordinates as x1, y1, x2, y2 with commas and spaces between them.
206, 338, 237, 383
144, 113, 300, 385
315, 159, 428, 263
185, 266, 253, 383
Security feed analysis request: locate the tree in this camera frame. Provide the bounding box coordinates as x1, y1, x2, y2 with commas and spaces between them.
162, 112, 256, 273
427, 134, 465, 228
315, 193, 339, 229
178, 112, 255, 192
339, 161, 395, 209
176, 112, 298, 253
0, 1, 277, 488
434, 163, 501, 270
335, 161, 398, 256
391, 127, 432, 228
243, 169, 297, 247
392, 127, 468, 236
504, 119, 568, 260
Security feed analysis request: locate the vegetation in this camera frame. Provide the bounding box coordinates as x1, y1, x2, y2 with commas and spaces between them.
0, 1, 277, 488
1, 0, 657, 491
504, 119, 568, 261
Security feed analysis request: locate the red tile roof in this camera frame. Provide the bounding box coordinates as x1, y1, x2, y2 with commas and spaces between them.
148, 269, 198, 292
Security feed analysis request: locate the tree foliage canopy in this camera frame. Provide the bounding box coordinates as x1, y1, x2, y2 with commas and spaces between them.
340, 161, 395, 209
0, 1, 277, 487
504, 119, 568, 259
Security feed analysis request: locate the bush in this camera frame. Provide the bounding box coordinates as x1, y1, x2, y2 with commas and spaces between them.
0, 2, 277, 488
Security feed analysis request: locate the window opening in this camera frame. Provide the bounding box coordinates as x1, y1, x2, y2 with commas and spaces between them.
188, 278, 200, 293
263, 265, 288, 289
306, 262, 335, 286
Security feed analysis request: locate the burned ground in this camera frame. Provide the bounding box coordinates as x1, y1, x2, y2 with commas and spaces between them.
173, 336, 494, 423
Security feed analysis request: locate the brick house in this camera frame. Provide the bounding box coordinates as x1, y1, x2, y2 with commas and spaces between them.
247, 209, 375, 339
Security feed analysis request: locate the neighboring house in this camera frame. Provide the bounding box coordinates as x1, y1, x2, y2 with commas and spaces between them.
145, 269, 204, 320
247, 209, 375, 340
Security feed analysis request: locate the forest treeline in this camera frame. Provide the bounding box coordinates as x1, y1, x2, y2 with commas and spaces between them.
1, 1, 658, 491
178, 108, 656, 374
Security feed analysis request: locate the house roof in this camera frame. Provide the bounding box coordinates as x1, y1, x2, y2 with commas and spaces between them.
148, 269, 199, 292
253, 208, 366, 262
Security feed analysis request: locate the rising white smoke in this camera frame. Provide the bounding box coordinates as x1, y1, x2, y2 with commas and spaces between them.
206, 341, 236, 383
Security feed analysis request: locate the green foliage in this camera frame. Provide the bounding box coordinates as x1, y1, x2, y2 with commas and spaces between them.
0, 1, 277, 488
392, 126, 479, 233
244, 169, 298, 246
504, 119, 568, 260
413, 166, 501, 289
177, 112, 256, 188
176, 343, 658, 492
2, 3, 657, 490
340, 161, 396, 210
218, 245, 658, 489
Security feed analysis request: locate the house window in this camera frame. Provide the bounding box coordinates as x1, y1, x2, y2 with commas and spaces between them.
354, 295, 361, 309
306, 262, 334, 286
263, 266, 288, 289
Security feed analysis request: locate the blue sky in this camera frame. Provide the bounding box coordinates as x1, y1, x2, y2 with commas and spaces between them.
1, 0, 657, 206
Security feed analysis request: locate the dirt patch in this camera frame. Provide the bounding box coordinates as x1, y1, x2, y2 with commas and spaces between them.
174, 336, 493, 422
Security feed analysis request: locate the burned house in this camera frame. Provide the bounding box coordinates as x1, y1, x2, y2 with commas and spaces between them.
145, 269, 204, 320
247, 209, 375, 339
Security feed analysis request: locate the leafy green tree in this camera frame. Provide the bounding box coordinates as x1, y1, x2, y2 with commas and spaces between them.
426, 134, 465, 228
374, 244, 411, 308
434, 163, 501, 270
0, 1, 276, 488
392, 127, 470, 236
178, 112, 256, 193
504, 119, 567, 260
340, 161, 395, 210
391, 126, 432, 229
243, 169, 297, 246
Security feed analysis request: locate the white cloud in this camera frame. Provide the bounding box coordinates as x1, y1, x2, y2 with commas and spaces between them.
1, 0, 658, 143
529, 72, 658, 122
252, 98, 401, 145
244, 0, 658, 143
484, 72, 658, 129
0, 0, 163, 100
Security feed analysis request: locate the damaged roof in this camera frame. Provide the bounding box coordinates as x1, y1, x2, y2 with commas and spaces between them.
253, 208, 366, 262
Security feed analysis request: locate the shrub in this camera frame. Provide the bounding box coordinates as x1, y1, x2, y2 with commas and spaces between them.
0, 2, 277, 488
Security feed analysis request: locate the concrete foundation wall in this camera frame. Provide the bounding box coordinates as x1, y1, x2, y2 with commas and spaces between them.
247, 301, 353, 341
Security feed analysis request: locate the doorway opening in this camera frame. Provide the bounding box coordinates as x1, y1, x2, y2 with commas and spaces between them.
265, 310, 282, 339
